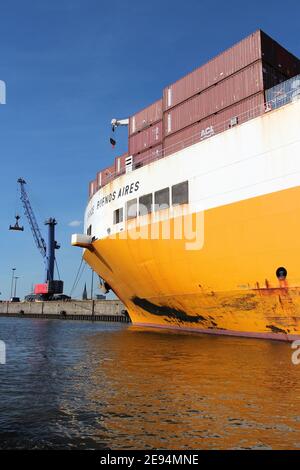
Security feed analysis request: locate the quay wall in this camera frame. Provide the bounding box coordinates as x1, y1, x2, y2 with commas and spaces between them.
0, 300, 130, 323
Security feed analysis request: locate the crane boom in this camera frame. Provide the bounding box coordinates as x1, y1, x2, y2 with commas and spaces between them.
17, 178, 47, 260
111, 117, 129, 132
11, 177, 63, 295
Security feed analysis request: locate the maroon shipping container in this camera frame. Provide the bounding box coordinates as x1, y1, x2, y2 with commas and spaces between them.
261, 31, 300, 79
96, 171, 102, 189
163, 93, 265, 157
262, 62, 287, 90
163, 30, 300, 110
129, 99, 162, 135
89, 179, 97, 198
97, 154, 129, 188
97, 165, 115, 188
132, 144, 163, 168
164, 61, 280, 136
129, 121, 163, 155
114, 152, 129, 176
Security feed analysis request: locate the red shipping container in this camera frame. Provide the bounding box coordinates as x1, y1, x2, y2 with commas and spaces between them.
129, 99, 162, 135
163, 93, 265, 157
132, 144, 163, 168
114, 152, 128, 175
100, 164, 115, 187
261, 31, 300, 80
96, 155, 129, 190
163, 30, 300, 111
96, 171, 103, 189
164, 61, 273, 136
129, 121, 163, 155
89, 179, 97, 198
262, 62, 287, 90
34, 283, 48, 295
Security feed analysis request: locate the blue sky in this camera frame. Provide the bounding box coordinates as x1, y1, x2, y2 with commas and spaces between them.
0, 0, 300, 299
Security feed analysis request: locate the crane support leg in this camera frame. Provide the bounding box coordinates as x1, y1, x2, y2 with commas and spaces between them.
45, 218, 57, 282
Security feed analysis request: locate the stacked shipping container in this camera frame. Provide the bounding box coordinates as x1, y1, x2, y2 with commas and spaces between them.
129, 99, 162, 134
132, 144, 163, 168
164, 61, 267, 135
129, 121, 163, 155
162, 30, 300, 150
127, 29, 300, 169
114, 152, 129, 176
128, 99, 163, 162
89, 30, 300, 197
162, 30, 300, 111
164, 93, 266, 156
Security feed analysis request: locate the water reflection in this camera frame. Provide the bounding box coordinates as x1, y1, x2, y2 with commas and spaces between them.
0, 319, 299, 449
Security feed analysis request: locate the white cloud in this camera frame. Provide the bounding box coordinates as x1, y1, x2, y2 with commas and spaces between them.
68, 220, 82, 227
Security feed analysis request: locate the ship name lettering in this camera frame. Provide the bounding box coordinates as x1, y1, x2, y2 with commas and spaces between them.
117, 181, 139, 198
87, 206, 94, 219
96, 181, 140, 210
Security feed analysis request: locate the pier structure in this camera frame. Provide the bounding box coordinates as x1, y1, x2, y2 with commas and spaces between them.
0, 299, 130, 323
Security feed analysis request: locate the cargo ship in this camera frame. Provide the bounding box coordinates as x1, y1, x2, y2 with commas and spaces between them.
72, 30, 300, 341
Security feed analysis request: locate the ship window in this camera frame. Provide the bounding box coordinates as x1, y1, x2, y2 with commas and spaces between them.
154, 187, 170, 211
126, 198, 137, 220
172, 181, 189, 206
139, 193, 153, 215
113, 208, 123, 224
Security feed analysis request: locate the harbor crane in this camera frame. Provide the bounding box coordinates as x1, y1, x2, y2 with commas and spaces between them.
110, 117, 129, 147
9, 178, 63, 297
110, 117, 129, 132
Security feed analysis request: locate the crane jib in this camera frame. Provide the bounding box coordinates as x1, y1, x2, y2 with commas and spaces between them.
16, 178, 60, 286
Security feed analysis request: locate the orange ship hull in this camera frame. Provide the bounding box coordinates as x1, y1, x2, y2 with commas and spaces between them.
83, 185, 300, 341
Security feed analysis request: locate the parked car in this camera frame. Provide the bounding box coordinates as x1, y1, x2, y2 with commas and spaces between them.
24, 294, 35, 302
35, 294, 46, 302
24, 294, 45, 302
10, 297, 20, 302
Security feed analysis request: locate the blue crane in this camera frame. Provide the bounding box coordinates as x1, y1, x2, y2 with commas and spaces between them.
10, 178, 62, 294
18, 178, 47, 259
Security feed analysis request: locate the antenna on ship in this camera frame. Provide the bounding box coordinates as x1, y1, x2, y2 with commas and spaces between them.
110, 117, 129, 147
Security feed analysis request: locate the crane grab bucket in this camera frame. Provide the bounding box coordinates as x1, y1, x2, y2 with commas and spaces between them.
9, 215, 24, 231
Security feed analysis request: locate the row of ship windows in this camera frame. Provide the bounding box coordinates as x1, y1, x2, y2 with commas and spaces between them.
113, 180, 189, 224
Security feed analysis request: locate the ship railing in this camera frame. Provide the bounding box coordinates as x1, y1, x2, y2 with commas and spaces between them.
91, 85, 300, 197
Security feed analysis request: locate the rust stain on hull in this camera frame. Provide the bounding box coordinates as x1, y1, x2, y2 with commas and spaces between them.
128, 287, 300, 338
266, 324, 287, 335
132, 297, 206, 324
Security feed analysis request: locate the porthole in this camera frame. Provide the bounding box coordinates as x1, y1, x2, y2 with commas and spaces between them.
276, 267, 287, 280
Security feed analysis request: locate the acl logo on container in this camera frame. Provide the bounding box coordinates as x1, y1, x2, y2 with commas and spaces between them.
0, 80, 6, 104
0, 340, 6, 365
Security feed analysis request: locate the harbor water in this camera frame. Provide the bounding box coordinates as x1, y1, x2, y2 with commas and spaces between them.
0, 317, 299, 450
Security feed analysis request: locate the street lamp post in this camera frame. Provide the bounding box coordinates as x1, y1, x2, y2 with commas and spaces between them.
91, 269, 94, 300
10, 268, 16, 298
14, 277, 19, 298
